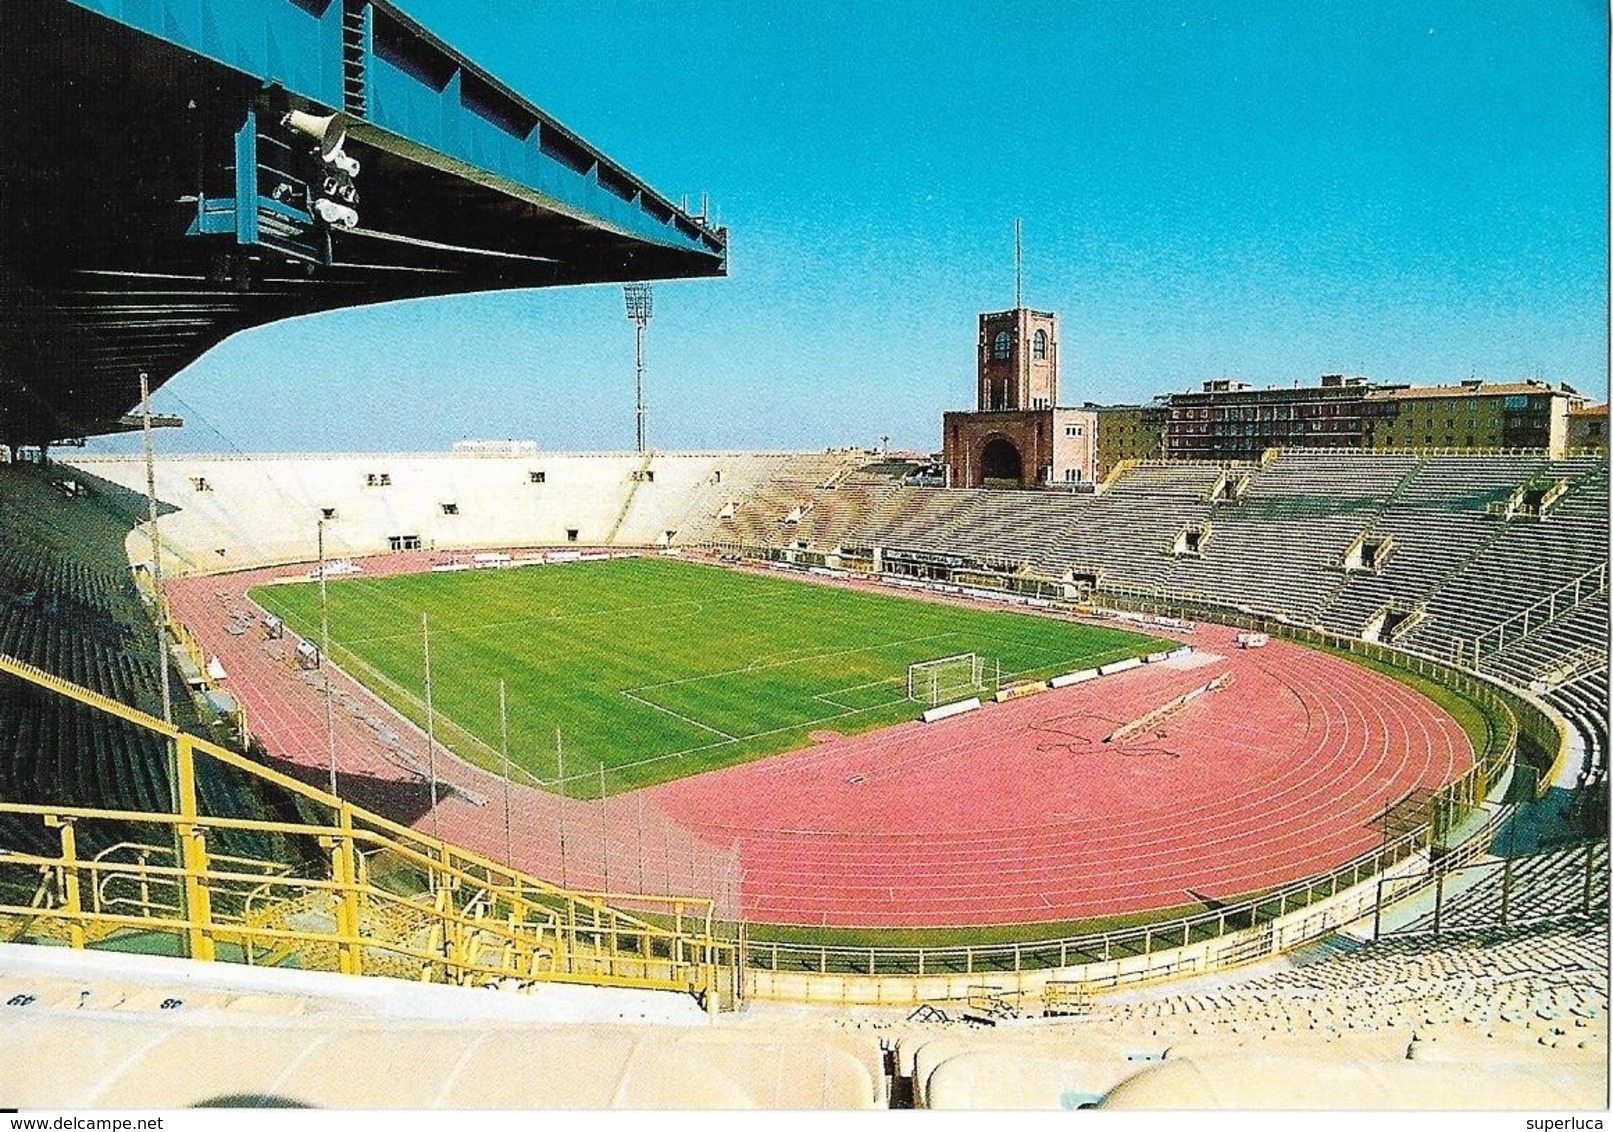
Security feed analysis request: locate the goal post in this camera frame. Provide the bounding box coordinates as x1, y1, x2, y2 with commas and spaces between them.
907, 652, 984, 706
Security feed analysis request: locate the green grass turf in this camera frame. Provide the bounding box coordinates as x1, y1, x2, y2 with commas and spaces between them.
250, 557, 1171, 797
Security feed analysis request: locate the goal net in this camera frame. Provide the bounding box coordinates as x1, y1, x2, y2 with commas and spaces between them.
907, 652, 984, 706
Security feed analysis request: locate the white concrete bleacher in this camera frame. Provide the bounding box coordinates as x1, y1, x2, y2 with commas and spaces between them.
1315, 454, 1547, 638
1400, 462, 1609, 661
67, 451, 853, 574
890, 914, 1606, 1109
0, 943, 886, 1110
687, 450, 879, 550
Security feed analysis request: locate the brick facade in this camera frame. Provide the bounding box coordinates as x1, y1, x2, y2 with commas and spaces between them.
978, 308, 1059, 411
944, 409, 1055, 489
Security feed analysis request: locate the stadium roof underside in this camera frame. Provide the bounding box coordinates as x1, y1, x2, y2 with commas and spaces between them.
0, 0, 728, 447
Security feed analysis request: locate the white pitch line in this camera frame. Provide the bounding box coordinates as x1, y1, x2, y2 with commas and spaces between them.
619, 688, 737, 741
624, 630, 960, 695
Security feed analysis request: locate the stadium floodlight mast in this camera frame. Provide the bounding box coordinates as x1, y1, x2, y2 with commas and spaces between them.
623, 283, 653, 453
422, 612, 440, 838
317, 518, 337, 798
138, 373, 172, 728
499, 679, 512, 870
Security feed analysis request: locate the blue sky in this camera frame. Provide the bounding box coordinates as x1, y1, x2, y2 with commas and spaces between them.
93, 0, 1608, 455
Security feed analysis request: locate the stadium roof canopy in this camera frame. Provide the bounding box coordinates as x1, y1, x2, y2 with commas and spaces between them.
0, 0, 728, 446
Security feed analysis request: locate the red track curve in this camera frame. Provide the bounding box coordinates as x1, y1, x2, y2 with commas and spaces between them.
649, 625, 1471, 926
169, 563, 1471, 930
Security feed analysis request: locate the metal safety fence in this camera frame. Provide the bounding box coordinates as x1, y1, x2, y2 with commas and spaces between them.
0, 651, 738, 1010
738, 588, 1564, 995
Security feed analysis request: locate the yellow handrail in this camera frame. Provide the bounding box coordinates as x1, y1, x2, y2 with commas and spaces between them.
0, 652, 733, 1006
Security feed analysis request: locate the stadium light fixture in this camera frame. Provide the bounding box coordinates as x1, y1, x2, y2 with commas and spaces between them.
623, 284, 653, 453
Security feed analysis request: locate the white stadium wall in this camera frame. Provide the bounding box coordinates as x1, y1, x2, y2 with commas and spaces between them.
64, 452, 807, 576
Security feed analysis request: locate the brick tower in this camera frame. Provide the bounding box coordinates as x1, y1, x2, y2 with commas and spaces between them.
977, 308, 1059, 412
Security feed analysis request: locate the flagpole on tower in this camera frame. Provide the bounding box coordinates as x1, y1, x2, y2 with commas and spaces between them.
1014, 218, 1023, 309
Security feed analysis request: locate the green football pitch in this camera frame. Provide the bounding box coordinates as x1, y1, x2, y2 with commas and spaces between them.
250, 557, 1170, 797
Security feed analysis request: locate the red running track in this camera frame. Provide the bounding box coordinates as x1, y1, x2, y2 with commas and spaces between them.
649, 626, 1471, 927
169, 561, 1470, 930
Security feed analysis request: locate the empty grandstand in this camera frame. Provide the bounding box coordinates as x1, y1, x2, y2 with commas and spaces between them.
0, 430, 1598, 1110
0, 0, 1606, 1115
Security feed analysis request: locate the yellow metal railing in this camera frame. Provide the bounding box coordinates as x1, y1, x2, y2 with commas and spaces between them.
0, 652, 736, 1008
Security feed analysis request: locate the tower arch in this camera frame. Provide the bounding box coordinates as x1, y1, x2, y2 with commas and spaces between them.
979, 435, 1025, 487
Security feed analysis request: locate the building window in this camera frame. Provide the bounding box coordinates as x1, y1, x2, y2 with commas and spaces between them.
320, 507, 337, 521
1063, 468, 1081, 483
566, 529, 579, 543
992, 330, 1012, 362
366, 472, 392, 487
1065, 424, 1085, 438
1032, 330, 1048, 360
388, 534, 421, 552
188, 476, 212, 492
441, 503, 458, 516
529, 470, 546, 484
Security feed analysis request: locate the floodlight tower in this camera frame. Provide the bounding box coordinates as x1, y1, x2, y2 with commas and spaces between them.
623, 284, 653, 453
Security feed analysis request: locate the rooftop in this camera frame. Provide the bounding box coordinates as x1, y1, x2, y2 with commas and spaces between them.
1365, 380, 1565, 402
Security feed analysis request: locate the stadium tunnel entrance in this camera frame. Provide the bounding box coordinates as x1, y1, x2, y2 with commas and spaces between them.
980, 436, 1026, 488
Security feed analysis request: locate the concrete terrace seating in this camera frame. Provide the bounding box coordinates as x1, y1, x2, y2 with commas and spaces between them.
0, 470, 176, 851
1098, 920, 1606, 1054
830, 464, 1227, 588
1144, 454, 1419, 622
1246, 451, 1422, 500
1548, 671, 1609, 813
790, 481, 903, 549
694, 454, 1606, 656
1037, 464, 1223, 587
1481, 593, 1608, 687
661, 453, 799, 546
1315, 455, 1549, 637
1394, 844, 1609, 935
1400, 464, 1609, 661
0, 464, 298, 857
702, 451, 875, 549
0, 957, 887, 1110
892, 913, 1607, 1108
68, 452, 790, 573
